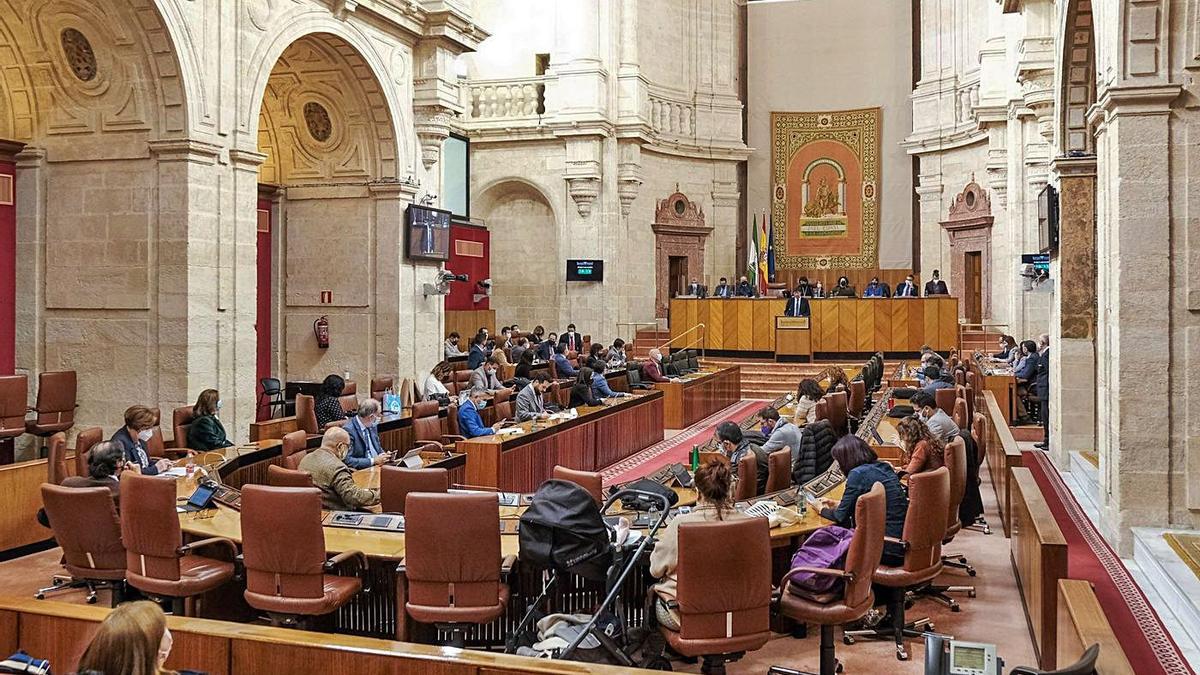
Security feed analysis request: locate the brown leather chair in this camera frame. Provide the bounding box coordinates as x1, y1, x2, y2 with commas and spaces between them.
401, 492, 511, 645
917, 437, 976, 609
445, 402, 463, 437
661, 517, 772, 673
295, 394, 319, 436
46, 432, 69, 485
379, 465, 449, 514
543, 382, 560, 408
370, 376, 395, 402
814, 398, 829, 425
733, 452, 757, 501
954, 369, 967, 386
341, 380, 357, 396
847, 380, 866, 422
281, 450, 307, 471
934, 388, 955, 416
145, 407, 173, 459
844, 466, 949, 661
547, 357, 559, 380
952, 397, 969, 430
776, 483, 886, 675
956, 384, 974, 423
37, 484, 126, 605
281, 429, 307, 463
338, 393, 358, 415
492, 388, 513, 421
119, 473, 237, 614
172, 405, 196, 452
764, 448, 791, 494
397, 377, 416, 408
267, 464, 314, 488
412, 400, 462, 451
240, 485, 365, 627
72, 426, 103, 479
26, 370, 77, 451
0, 374, 27, 454
453, 370, 472, 390
552, 465, 603, 504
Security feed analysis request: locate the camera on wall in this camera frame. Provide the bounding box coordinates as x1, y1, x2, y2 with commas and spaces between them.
473, 278, 492, 304
423, 268, 468, 297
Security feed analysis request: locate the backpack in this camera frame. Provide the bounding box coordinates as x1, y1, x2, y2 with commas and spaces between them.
786, 525, 855, 595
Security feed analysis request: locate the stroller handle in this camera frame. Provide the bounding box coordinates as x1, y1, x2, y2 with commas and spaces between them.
602, 487, 672, 515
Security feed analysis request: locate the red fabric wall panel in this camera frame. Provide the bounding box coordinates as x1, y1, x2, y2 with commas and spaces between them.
445, 223, 489, 311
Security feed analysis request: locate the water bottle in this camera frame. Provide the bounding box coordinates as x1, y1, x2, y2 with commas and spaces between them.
690, 444, 700, 472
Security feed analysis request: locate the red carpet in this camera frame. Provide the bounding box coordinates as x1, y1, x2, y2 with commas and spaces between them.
1023, 451, 1194, 675
601, 399, 766, 486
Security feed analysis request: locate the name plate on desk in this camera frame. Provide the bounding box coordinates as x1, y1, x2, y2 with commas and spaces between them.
776, 317, 810, 329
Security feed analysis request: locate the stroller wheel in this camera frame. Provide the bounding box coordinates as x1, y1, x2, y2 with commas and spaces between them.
645, 657, 673, 671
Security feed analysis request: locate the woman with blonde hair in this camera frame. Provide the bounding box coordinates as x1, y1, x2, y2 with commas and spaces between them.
77, 601, 179, 675
187, 388, 232, 451
896, 415, 945, 476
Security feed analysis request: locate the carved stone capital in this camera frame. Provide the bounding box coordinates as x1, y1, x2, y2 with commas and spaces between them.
566, 177, 601, 217
414, 106, 455, 171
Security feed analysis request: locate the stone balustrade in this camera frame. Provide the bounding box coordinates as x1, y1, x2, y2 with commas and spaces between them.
467, 77, 548, 122
647, 93, 695, 136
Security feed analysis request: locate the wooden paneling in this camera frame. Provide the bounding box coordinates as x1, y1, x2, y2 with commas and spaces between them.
736, 302, 754, 351
752, 302, 773, 351
937, 297, 960, 348
873, 299, 893, 349
888, 300, 909, 352
854, 301, 874, 352
0, 457, 55, 552
983, 391, 1024, 535
1011, 467, 1068, 670
906, 300, 926, 351
445, 309, 496, 341
774, 318, 811, 357
654, 367, 741, 429
923, 300, 941, 351
1055, 579, 1136, 674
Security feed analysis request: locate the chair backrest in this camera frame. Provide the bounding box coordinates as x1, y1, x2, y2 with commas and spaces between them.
814, 398, 829, 423
825, 391, 848, 436
492, 388, 513, 421
172, 406, 195, 450
370, 376, 395, 402
954, 369, 967, 386
261, 377, 283, 396
379, 466, 449, 514
47, 432, 69, 485
547, 357, 559, 380
453, 370, 472, 386
412, 400, 442, 442
295, 394, 318, 435
687, 350, 699, 372
31, 370, 77, 427
241, 485, 328, 599
971, 412, 988, 467
120, 473, 183, 581
952, 397, 969, 429
281, 450, 307, 471
956, 384, 974, 422
551, 465, 603, 503
841, 483, 887, 609
338, 393, 359, 415
544, 382, 561, 407
676, 518, 771, 643
898, 466, 950, 573
0, 374, 27, 436
41, 483, 125, 578
145, 407, 166, 458
397, 378, 415, 408
404, 492, 502, 610
764, 448, 791, 493
627, 364, 644, 387
267, 464, 314, 488
281, 430, 307, 459
446, 402, 461, 436
848, 380, 866, 418
73, 426, 104, 478
341, 381, 357, 396
733, 452, 757, 501
935, 388, 956, 416
943, 437, 967, 534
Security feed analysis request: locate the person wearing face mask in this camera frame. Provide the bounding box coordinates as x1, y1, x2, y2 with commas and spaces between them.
715, 421, 769, 495
299, 427, 380, 510
895, 273, 918, 298
552, 343, 578, 378
342, 398, 394, 469
642, 348, 678, 383
469, 354, 506, 394
734, 275, 757, 297
924, 269, 949, 296
863, 276, 890, 298
111, 405, 171, 476
829, 275, 857, 298
458, 387, 505, 438
908, 391, 959, 443
186, 388, 232, 451
794, 276, 813, 297
811, 279, 826, 298
77, 600, 197, 675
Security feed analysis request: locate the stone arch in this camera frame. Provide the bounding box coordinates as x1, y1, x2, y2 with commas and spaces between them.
475, 179, 561, 330
244, 15, 409, 179
1056, 0, 1096, 154
475, 176, 562, 226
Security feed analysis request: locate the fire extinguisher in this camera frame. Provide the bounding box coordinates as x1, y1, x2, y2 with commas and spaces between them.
313, 316, 330, 349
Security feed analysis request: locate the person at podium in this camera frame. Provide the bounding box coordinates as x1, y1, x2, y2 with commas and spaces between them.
712, 277, 733, 298
894, 273, 918, 298
924, 269, 949, 296
863, 277, 890, 298
829, 276, 857, 298
734, 275, 757, 297
784, 288, 810, 317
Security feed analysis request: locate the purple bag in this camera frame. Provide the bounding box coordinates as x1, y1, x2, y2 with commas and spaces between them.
786, 525, 855, 594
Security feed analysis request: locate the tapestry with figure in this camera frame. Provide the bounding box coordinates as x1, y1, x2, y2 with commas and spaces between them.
770, 107, 880, 269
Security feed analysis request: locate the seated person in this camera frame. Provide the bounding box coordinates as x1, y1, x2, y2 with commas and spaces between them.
862, 276, 890, 298
111, 405, 171, 476
569, 367, 604, 407
811, 280, 826, 298
734, 275, 757, 297
590, 363, 630, 399
909, 390, 959, 442
642, 348, 676, 383
37, 441, 125, 528
536, 332, 558, 361
514, 349, 537, 380
78, 601, 186, 675
815, 436, 908, 566
793, 378, 823, 425
422, 361, 452, 401
829, 275, 857, 298
457, 387, 505, 438
758, 406, 802, 458
516, 372, 553, 422
992, 335, 1017, 361
607, 338, 628, 368
586, 343, 606, 370
467, 333, 489, 369
315, 374, 348, 428
924, 269, 949, 296
444, 332, 466, 358
298, 427, 380, 510
552, 343, 578, 378
559, 323, 582, 353
894, 273, 919, 298
794, 277, 814, 297
712, 276, 733, 298
186, 388, 233, 451
650, 459, 745, 631
1014, 339, 1039, 383
343, 399, 393, 469
896, 416, 945, 476
922, 366, 955, 395
510, 337, 530, 364
500, 326, 514, 350
714, 421, 768, 495
469, 354, 506, 393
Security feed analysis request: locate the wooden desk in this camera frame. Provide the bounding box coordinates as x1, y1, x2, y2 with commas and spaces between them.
652, 366, 741, 429
455, 392, 665, 492
1056, 579, 1136, 674
774, 316, 812, 359
983, 391, 1024, 536
0, 455, 61, 553
669, 297, 959, 354
1011, 466, 1068, 671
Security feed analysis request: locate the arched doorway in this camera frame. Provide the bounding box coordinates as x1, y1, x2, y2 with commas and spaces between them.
475, 180, 559, 332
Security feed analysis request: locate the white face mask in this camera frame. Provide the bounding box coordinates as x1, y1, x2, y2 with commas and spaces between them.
137, 428, 153, 442
474, 399, 486, 410
216, 399, 223, 410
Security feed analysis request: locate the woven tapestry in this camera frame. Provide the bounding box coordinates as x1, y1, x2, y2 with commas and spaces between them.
770, 107, 881, 269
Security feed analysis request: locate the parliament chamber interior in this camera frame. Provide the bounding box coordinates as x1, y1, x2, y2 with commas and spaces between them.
0, 1, 1198, 674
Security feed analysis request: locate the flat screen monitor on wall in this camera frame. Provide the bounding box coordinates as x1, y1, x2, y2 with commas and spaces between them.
1037, 183, 1059, 254
566, 259, 604, 282
441, 134, 469, 218
406, 204, 452, 262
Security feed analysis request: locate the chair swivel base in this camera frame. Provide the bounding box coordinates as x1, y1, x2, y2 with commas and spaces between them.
770, 624, 845, 675
36, 576, 124, 606
694, 651, 746, 675
913, 582, 976, 612
842, 615, 935, 661
434, 623, 472, 649
968, 515, 992, 535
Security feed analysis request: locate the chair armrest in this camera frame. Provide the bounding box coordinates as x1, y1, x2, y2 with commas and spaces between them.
500, 554, 517, 575
178, 537, 238, 559
324, 549, 368, 575
783, 566, 855, 582
1007, 669, 1038, 675
883, 536, 910, 550
441, 434, 466, 444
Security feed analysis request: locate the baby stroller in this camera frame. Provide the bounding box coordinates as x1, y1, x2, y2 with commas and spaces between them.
506, 478, 670, 667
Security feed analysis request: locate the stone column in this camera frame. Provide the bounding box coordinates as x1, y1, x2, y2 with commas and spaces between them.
370, 180, 421, 379
13, 147, 45, 389
1047, 155, 1096, 466
227, 149, 268, 442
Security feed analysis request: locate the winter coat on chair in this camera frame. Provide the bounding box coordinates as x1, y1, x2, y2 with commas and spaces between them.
792, 419, 837, 486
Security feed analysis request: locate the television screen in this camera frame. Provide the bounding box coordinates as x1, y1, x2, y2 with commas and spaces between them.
1021, 253, 1050, 273
1037, 184, 1059, 254
566, 259, 604, 282
406, 204, 452, 261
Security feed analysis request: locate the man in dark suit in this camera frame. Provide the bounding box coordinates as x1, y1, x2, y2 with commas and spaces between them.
784, 289, 810, 317
1034, 336, 1050, 449
712, 277, 733, 298
924, 269, 949, 296
685, 278, 705, 297
558, 324, 581, 352
734, 275, 757, 297
343, 399, 393, 469
894, 274, 918, 298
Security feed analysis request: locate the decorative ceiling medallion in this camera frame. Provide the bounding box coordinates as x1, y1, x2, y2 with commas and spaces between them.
61, 28, 97, 82
303, 101, 333, 142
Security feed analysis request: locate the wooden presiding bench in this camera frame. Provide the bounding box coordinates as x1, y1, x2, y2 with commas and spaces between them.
983, 390, 1023, 535
1056, 579, 1135, 674
0, 455, 63, 553
1010, 466, 1068, 671
0, 597, 654, 675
